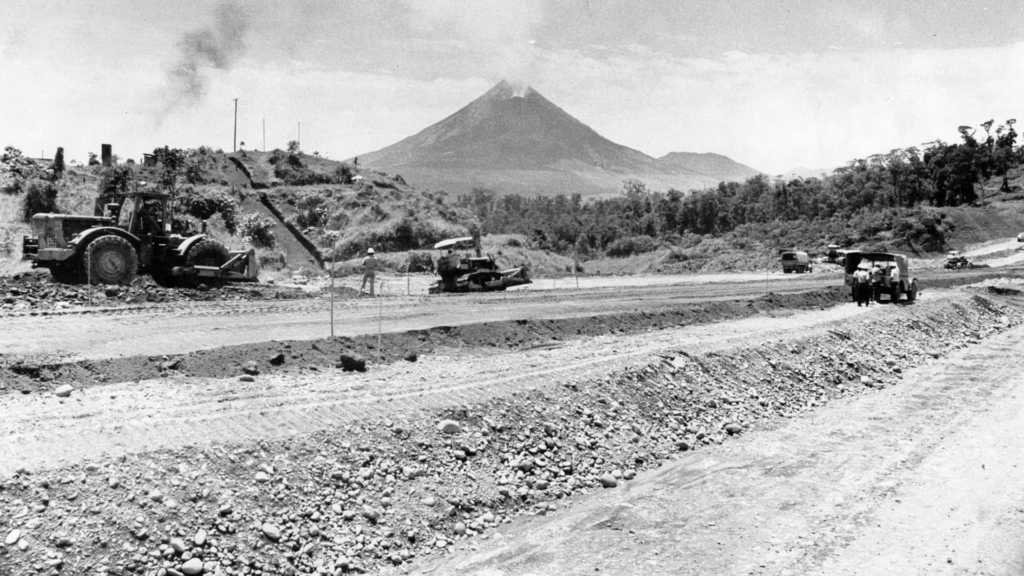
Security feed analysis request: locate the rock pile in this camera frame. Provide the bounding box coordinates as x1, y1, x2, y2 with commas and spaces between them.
0, 272, 314, 314
0, 294, 1018, 575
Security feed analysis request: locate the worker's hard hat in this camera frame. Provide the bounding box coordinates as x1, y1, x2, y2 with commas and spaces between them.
367, 248, 375, 254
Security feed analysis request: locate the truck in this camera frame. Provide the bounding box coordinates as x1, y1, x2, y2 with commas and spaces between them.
843, 251, 919, 303
22, 190, 258, 287
944, 250, 971, 269
780, 250, 812, 273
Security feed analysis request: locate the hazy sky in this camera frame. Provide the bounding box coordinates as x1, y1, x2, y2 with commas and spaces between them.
3, 0, 1023, 174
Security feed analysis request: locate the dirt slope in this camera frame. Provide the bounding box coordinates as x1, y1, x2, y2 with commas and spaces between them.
416, 298, 1024, 576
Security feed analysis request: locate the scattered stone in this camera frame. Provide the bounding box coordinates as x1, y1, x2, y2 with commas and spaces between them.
239, 375, 255, 382
255, 471, 270, 483
54, 384, 74, 398
338, 354, 367, 372
148, 489, 163, 502
404, 352, 418, 362
242, 361, 259, 376
170, 538, 187, 554
598, 474, 618, 488
261, 523, 281, 541
193, 529, 207, 546
453, 522, 467, 536
268, 353, 286, 366
437, 420, 462, 434
361, 505, 381, 523
181, 557, 204, 575
725, 423, 743, 435
5, 529, 22, 546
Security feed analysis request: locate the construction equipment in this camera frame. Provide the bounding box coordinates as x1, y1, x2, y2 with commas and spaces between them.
22, 190, 258, 287
825, 244, 841, 263
843, 251, 919, 303
944, 250, 971, 269
428, 236, 531, 294
780, 250, 813, 273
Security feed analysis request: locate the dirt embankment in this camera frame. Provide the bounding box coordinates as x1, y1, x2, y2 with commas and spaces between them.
0, 287, 843, 393
0, 291, 1018, 576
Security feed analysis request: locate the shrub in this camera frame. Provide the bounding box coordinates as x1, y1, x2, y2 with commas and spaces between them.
257, 248, 287, 270
293, 195, 328, 229
238, 213, 278, 249
605, 235, 659, 257
21, 178, 59, 221
177, 188, 239, 234
333, 165, 353, 184
405, 251, 435, 272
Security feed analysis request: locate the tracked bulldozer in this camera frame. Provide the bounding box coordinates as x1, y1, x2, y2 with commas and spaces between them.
22, 191, 258, 287
428, 236, 530, 294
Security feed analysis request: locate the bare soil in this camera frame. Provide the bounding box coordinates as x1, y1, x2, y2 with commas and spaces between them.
0, 269, 1022, 576
420, 297, 1024, 576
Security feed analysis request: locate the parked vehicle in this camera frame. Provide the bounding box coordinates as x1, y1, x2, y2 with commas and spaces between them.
843, 251, 918, 303
825, 244, 842, 263
944, 250, 971, 269
780, 250, 812, 273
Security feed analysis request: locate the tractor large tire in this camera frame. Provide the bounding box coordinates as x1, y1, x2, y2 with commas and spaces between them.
183, 239, 230, 289
86, 235, 138, 286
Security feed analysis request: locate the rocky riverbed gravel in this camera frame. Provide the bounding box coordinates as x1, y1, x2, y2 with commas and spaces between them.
0, 293, 1020, 576
0, 271, 317, 314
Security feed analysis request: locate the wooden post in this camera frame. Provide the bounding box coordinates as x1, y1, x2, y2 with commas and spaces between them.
87, 242, 93, 306
377, 281, 384, 364
330, 247, 336, 337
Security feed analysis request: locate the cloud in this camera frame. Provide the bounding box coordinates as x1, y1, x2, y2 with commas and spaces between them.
406, 0, 545, 80
518, 42, 1024, 173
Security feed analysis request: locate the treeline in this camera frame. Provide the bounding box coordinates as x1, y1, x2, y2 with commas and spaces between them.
454, 119, 1020, 256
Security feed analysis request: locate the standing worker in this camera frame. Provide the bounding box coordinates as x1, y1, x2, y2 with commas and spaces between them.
869, 262, 883, 304
889, 262, 901, 303
360, 248, 378, 297
853, 265, 871, 307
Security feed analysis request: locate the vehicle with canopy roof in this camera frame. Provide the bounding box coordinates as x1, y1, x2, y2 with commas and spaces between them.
843, 250, 919, 303
428, 236, 531, 294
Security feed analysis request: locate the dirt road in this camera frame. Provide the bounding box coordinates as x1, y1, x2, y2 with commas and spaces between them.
418, 313, 1024, 575
0, 290, 874, 476
2, 266, 1014, 361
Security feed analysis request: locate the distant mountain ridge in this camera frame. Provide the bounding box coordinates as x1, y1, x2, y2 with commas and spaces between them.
656, 152, 761, 182
355, 80, 761, 197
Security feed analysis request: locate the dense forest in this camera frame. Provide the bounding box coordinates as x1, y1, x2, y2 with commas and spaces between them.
455, 119, 1021, 257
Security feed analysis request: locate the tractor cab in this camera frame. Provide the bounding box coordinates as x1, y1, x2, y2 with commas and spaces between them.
111, 191, 173, 238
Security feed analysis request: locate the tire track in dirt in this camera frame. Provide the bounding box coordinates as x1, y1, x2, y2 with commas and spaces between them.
0, 295, 915, 475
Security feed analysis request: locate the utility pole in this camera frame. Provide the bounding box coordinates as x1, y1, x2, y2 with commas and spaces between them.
233, 98, 238, 152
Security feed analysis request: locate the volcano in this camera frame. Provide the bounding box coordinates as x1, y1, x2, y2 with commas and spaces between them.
355, 81, 760, 197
